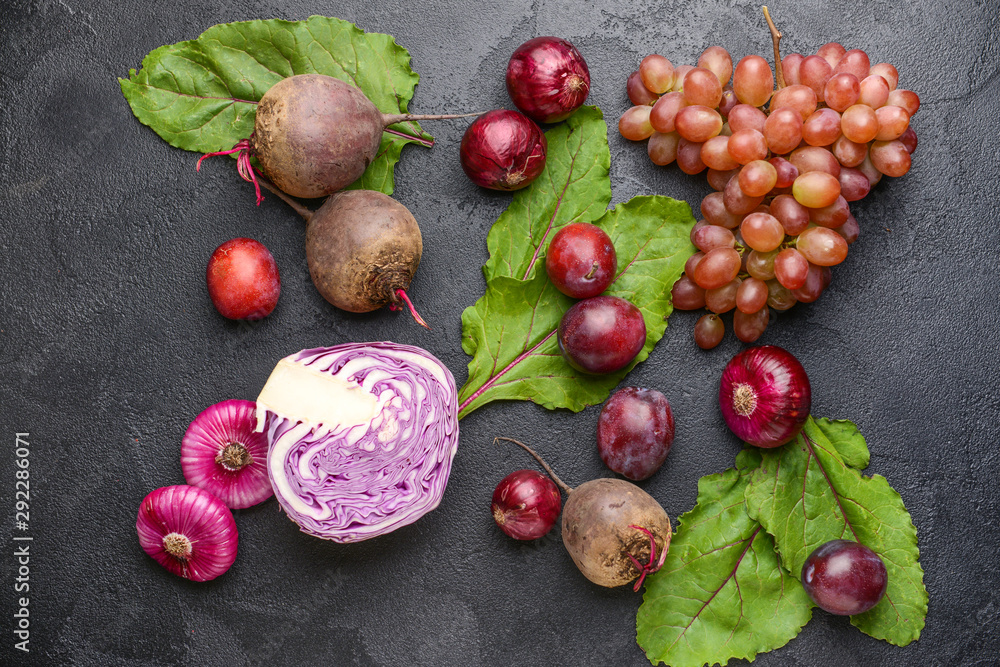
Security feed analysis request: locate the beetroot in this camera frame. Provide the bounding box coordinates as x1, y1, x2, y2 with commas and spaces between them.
200, 74, 478, 201
498, 438, 672, 590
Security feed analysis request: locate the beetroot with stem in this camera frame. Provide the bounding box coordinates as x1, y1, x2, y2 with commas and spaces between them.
199, 74, 481, 202
257, 178, 429, 328
496, 437, 672, 591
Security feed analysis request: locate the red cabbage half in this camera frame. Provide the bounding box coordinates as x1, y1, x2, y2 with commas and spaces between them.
255, 342, 459, 542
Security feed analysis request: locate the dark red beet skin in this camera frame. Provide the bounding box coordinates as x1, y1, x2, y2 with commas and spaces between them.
506, 37, 591, 123
597, 387, 675, 480
460, 110, 547, 191
802, 539, 888, 615
557, 296, 646, 374
545, 223, 617, 299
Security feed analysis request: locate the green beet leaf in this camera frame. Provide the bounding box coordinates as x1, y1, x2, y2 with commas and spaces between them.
637, 450, 813, 667
119, 16, 432, 194
744, 417, 928, 646
482, 106, 612, 282
458, 190, 694, 417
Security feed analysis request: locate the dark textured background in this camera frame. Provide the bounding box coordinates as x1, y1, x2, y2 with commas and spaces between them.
1, 0, 998, 664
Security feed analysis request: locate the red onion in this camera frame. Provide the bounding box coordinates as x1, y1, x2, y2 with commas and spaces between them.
136, 485, 238, 582
719, 345, 811, 448
492, 469, 562, 540
506, 36, 591, 123
460, 110, 547, 191
181, 400, 272, 509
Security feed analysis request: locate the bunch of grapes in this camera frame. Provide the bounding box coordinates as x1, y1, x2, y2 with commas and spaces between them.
619, 32, 919, 349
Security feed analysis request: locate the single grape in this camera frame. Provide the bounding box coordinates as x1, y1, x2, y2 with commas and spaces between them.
698, 46, 734, 86
647, 131, 681, 165
801, 540, 888, 616
546, 222, 618, 299
733, 55, 774, 107
746, 249, 778, 281
781, 53, 805, 86
836, 214, 860, 244
802, 108, 842, 146
694, 313, 725, 349
693, 224, 737, 252
832, 135, 868, 168
597, 387, 675, 480
869, 63, 899, 91
684, 251, 705, 277
740, 212, 784, 252
640, 54, 675, 94
841, 104, 879, 143
766, 279, 797, 310
557, 296, 646, 374
671, 274, 706, 310
858, 153, 884, 186
791, 262, 831, 303
816, 42, 846, 68
799, 55, 833, 101
619, 106, 654, 141
840, 167, 872, 202
702, 191, 743, 228
701, 136, 741, 171
796, 226, 849, 266
705, 277, 741, 313
649, 91, 686, 133
733, 306, 769, 342
692, 246, 741, 289
763, 108, 803, 155
718, 87, 739, 118
770, 157, 799, 190
627, 70, 659, 106
707, 167, 740, 193
727, 129, 768, 165
770, 195, 811, 235
670, 65, 695, 92
728, 104, 768, 134
738, 160, 779, 198
771, 84, 817, 121
834, 49, 871, 81
858, 74, 890, 108
790, 145, 841, 177
684, 67, 724, 107
823, 73, 860, 112
809, 195, 850, 229
676, 138, 708, 175
793, 171, 841, 208
724, 170, 765, 215
736, 277, 769, 313
869, 140, 911, 177
898, 127, 918, 154
675, 105, 723, 143
887, 89, 920, 116
874, 105, 910, 141
773, 247, 810, 290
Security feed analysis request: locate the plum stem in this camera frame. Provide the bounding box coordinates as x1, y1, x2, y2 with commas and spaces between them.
494, 437, 573, 495
389, 288, 431, 330
381, 111, 484, 126
763, 6, 785, 89
256, 176, 314, 223
196, 138, 264, 205
626, 524, 669, 592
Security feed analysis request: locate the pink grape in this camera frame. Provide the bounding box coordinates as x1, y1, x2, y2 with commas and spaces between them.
729, 104, 768, 134
810, 195, 850, 228
836, 214, 860, 244
770, 194, 811, 235
839, 167, 871, 201
841, 104, 880, 143
874, 105, 910, 141
834, 49, 871, 81
781, 53, 805, 86
707, 167, 740, 192
727, 129, 768, 164
733, 307, 769, 343
869, 140, 911, 177
802, 108, 842, 146
766, 279, 797, 310
684, 67, 724, 107
770, 157, 799, 189
701, 136, 741, 171
671, 274, 706, 310
671, 65, 695, 92
647, 131, 680, 165
693, 247, 741, 289
747, 249, 778, 281
790, 146, 841, 177
800, 55, 833, 101
823, 73, 860, 112
640, 54, 675, 94
869, 63, 899, 90
740, 212, 785, 252
816, 42, 847, 68
627, 71, 659, 106
676, 138, 708, 174
619, 106, 654, 140
796, 226, 848, 266
887, 89, 920, 116
724, 170, 765, 214
793, 171, 841, 208
702, 191, 743, 228
649, 91, 687, 133
859, 75, 890, 108
764, 107, 804, 155
832, 135, 868, 168
899, 127, 918, 154
738, 160, 778, 197
719, 87, 739, 118
698, 46, 734, 86
675, 105, 723, 142
770, 84, 818, 121
705, 277, 741, 313
736, 277, 769, 313
774, 247, 810, 290
733, 55, 774, 107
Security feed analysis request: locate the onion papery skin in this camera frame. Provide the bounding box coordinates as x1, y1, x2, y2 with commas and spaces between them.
719, 345, 812, 448
492, 470, 562, 540
181, 399, 273, 509
460, 110, 547, 191
258, 342, 459, 543
506, 36, 591, 123
136, 485, 238, 582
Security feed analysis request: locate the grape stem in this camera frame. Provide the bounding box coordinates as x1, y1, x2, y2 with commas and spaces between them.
763, 6, 786, 89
